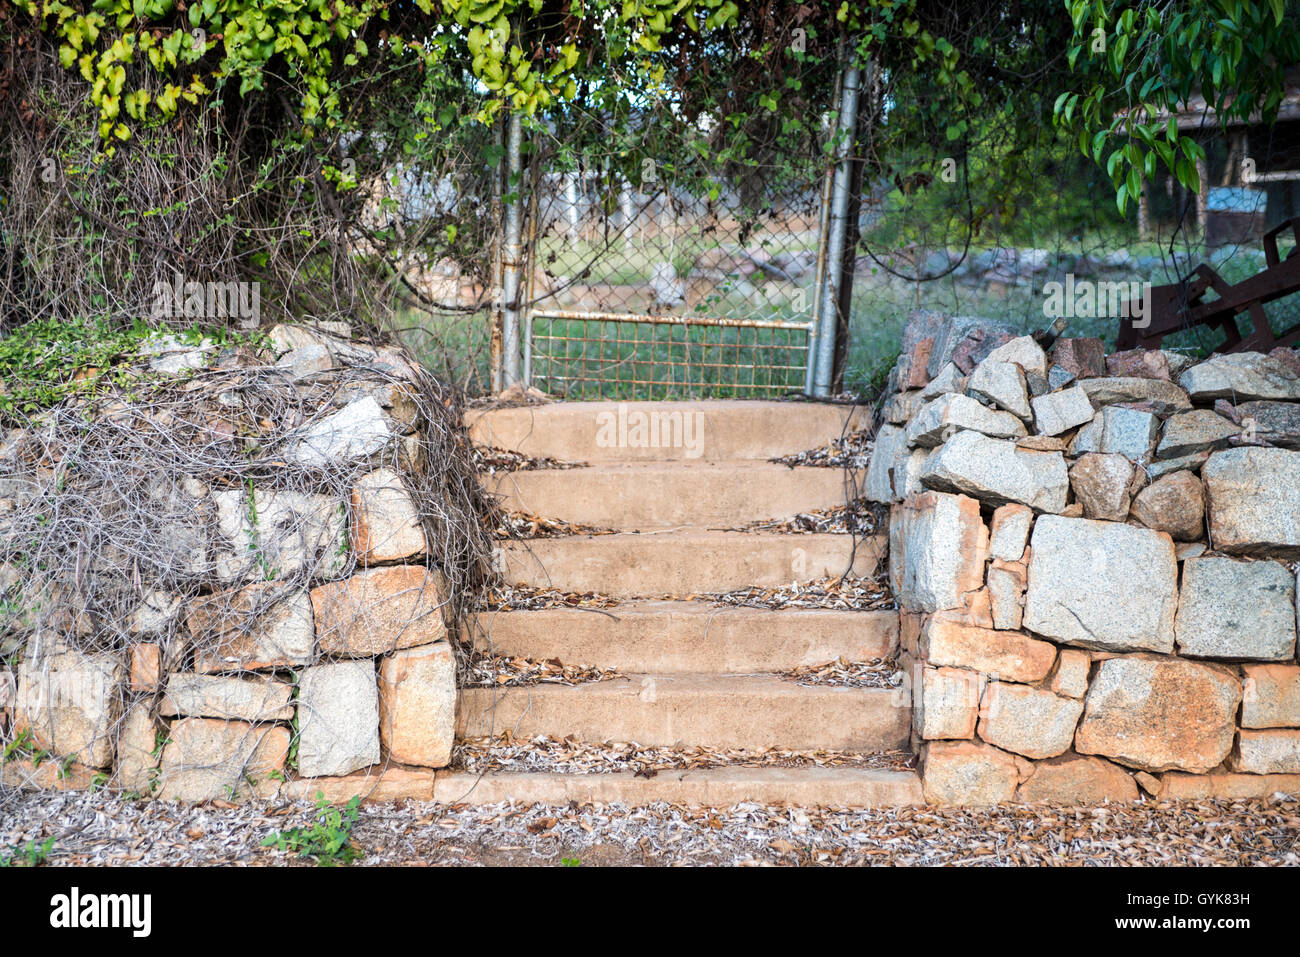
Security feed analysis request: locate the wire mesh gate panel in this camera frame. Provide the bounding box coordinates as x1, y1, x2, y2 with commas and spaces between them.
517, 173, 835, 399
502, 40, 843, 400
525, 310, 815, 400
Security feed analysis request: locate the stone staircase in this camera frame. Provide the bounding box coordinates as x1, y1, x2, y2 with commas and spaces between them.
441, 400, 922, 807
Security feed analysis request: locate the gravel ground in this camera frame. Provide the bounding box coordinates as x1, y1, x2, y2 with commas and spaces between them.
2, 788, 1298, 867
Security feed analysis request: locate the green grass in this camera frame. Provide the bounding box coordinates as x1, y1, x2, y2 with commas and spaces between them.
0, 317, 266, 421
529, 316, 812, 400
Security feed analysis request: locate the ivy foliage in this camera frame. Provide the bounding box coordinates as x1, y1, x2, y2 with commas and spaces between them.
17, 0, 745, 149
1055, 0, 1300, 212
0, 317, 258, 419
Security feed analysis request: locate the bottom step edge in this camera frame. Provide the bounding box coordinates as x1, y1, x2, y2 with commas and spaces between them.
430, 767, 923, 808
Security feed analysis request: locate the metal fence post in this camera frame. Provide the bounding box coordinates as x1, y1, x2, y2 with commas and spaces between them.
501, 110, 525, 388
805, 67, 844, 396
813, 48, 860, 397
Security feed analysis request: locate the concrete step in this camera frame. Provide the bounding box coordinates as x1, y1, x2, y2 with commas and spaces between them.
496, 531, 884, 597
483, 462, 862, 530
457, 674, 910, 751
467, 399, 867, 463
285, 764, 923, 808
469, 601, 898, 673
431, 767, 923, 808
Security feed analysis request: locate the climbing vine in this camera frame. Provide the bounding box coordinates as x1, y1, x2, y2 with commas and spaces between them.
15, 0, 745, 150
1055, 0, 1300, 212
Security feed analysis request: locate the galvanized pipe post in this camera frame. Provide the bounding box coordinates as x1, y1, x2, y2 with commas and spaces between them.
500, 111, 525, 388
813, 50, 861, 397
805, 69, 844, 396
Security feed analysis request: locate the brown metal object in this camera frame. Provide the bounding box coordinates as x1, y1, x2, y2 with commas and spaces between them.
1117, 216, 1300, 353
528, 310, 814, 400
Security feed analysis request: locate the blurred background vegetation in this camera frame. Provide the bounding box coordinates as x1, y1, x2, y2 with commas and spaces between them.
3, 0, 1299, 402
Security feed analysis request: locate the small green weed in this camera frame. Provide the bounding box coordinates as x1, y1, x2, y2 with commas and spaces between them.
0, 837, 55, 868
262, 793, 364, 866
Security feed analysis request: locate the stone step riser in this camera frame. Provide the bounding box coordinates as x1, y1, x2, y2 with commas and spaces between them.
457, 675, 910, 751
431, 768, 923, 807
469, 602, 898, 673
483, 465, 861, 530
468, 400, 867, 463
496, 532, 884, 597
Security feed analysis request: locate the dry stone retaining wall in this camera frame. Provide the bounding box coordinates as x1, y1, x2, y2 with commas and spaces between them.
0, 324, 486, 803
871, 312, 1300, 804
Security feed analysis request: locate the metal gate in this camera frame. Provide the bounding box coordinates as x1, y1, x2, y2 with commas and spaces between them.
490, 55, 864, 400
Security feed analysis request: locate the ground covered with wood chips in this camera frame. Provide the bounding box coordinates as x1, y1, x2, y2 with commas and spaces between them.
2, 789, 1298, 866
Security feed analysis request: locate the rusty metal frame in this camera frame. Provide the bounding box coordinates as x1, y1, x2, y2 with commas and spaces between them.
1117, 215, 1300, 353
496, 53, 855, 398
524, 308, 817, 400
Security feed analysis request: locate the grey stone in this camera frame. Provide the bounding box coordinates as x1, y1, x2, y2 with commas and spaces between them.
1236, 400, 1300, 449
988, 503, 1033, 561
1163, 351, 1198, 376
212, 487, 346, 583
1077, 377, 1191, 415
1068, 414, 1104, 456
287, 396, 393, 468
334, 380, 420, 434
1075, 656, 1241, 773
297, 661, 380, 777
919, 362, 968, 400
1095, 406, 1159, 461
15, 646, 124, 768
1047, 364, 1077, 391
987, 561, 1026, 630
967, 360, 1032, 421
920, 430, 1068, 513
978, 682, 1083, 759
1156, 409, 1241, 459
1072, 406, 1162, 460
925, 315, 1017, 381
268, 322, 355, 358
905, 393, 1029, 448
1144, 450, 1211, 479
1174, 557, 1296, 661
1068, 453, 1134, 522
1228, 730, 1300, 773
1130, 471, 1204, 540
129, 591, 182, 635
883, 389, 925, 425
141, 478, 210, 579
1202, 448, 1300, 556
1022, 516, 1178, 653
111, 705, 159, 795
865, 424, 907, 503
158, 718, 289, 802
1179, 351, 1300, 402
1031, 386, 1096, 436
982, 335, 1048, 379
866, 425, 926, 503
889, 491, 989, 613
143, 333, 216, 375
276, 344, 333, 381
161, 673, 295, 721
